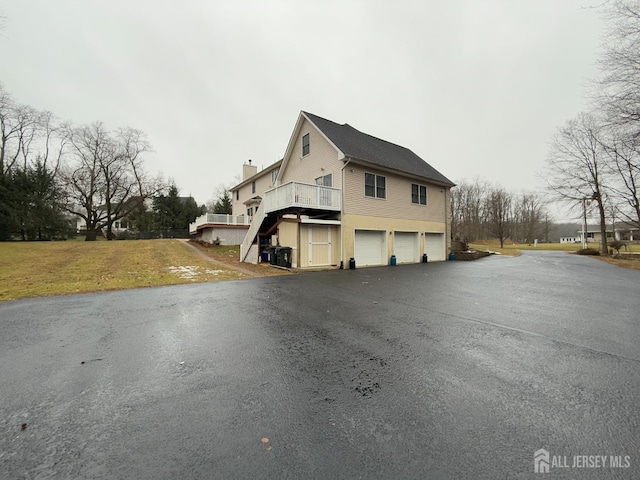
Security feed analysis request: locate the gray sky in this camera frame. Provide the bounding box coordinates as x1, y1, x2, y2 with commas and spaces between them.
1, 1, 604, 218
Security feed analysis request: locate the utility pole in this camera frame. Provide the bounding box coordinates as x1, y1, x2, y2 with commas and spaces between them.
582, 197, 588, 250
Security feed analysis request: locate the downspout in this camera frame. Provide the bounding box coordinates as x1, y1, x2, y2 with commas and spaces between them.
340, 157, 352, 268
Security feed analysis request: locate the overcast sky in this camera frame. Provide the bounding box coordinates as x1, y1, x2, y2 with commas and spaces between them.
1, 1, 605, 218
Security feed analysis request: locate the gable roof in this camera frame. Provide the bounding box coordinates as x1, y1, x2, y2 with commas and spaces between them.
302, 111, 455, 186
230, 159, 282, 191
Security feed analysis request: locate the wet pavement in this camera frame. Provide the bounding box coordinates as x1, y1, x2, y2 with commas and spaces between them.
1, 250, 639, 479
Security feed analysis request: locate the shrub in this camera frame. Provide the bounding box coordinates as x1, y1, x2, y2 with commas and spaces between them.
577, 248, 600, 256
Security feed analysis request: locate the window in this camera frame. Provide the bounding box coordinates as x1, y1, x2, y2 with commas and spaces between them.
302, 133, 310, 156
247, 207, 253, 217
251, 181, 256, 194
271, 168, 279, 184
411, 184, 427, 205
315, 173, 332, 187
365, 173, 386, 199
235, 190, 239, 200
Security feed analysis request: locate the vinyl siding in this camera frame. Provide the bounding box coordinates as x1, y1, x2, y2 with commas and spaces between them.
232, 171, 276, 217
280, 118, 343, 187
343, 164, 449, 224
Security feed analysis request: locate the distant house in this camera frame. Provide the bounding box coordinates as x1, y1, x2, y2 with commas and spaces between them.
192, 111, 455, 268
559, 236, 580, 244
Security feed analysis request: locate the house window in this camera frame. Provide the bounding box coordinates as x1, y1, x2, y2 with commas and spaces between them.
271, 168, 279, 184
302, 133, 310, 156
247, 207, 253, 217
411, 184, 427, 205
252, 181, 256, 194
315, 173, 332, 187
365, 173, 386, 199
235, 190, 239, 200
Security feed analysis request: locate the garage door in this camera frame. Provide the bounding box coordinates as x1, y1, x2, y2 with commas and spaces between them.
354, 230, 386, 267
394, 232, 419, 264
424, 233, 445, 261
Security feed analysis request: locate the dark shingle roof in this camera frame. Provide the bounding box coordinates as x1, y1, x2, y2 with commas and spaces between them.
303, 111, 454, 186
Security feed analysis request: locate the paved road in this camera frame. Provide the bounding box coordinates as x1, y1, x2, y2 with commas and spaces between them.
1, 251, 639, 479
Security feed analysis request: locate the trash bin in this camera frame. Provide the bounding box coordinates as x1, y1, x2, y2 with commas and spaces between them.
278, 247, 292, 268
261, 250, 269, 263
349, 257, 356, 269
422, 253, 428, 263
269, 247, 279, 265
448, 252, 456, 261
390, 254, 397, 266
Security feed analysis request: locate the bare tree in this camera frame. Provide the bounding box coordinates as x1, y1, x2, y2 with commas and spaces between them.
512, 192, 546, 244
599, 1, 640, 130
62, 123, 156, 240
545, 112, 611, 254
485, 187, 512, 248
602, 127, 640, 229
450, 178, 489, 242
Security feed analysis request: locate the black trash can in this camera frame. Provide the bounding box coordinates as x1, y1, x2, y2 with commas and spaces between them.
269, 247, 279, 266
278, 247, 292, 268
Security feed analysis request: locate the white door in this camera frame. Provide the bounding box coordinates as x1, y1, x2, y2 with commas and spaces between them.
308, 225, 332, 266
354, 230, 386, 267
424, 233, 446, 261
394, 232, 419, 264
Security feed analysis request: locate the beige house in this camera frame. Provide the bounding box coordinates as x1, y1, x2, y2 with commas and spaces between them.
199, 111, 454, 268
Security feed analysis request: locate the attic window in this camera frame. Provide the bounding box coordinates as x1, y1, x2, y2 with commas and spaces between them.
252, 181, 256, 194
236, 190, 239, 200
302, 133, 310, 156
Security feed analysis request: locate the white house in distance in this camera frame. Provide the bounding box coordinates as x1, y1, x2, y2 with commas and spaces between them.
191, 111, 455, 268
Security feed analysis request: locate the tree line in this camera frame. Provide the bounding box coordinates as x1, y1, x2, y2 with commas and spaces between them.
451, 180, 549, 248
543, 0, 640, 254
0, 84, 209, 241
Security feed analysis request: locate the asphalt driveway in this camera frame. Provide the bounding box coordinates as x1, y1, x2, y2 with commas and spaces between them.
1, 251, 639, 479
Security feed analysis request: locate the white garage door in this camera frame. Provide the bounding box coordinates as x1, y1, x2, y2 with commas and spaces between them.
424, 233, 446, 261
394, 232, 419, 264
354, 230, 386, 267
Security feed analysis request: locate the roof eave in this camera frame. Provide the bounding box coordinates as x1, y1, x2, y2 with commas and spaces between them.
344, 156, 455, 188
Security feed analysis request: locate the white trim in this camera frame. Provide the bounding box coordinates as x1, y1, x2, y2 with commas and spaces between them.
278, 112, 344, 185
300, 219, 341, 225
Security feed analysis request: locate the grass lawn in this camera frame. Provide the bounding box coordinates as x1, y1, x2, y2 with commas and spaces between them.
0, 239, 250, 303
469, 240, 640, 271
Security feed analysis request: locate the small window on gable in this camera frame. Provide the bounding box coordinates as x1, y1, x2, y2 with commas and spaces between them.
411, 184, 427, 205
252, 181, 256, 194
235, 190, 239, 201
302, 133, 310, 156
365, 173, 386, 199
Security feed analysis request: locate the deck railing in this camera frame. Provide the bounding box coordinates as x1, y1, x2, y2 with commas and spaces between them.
263, 181, 341, 213
189, 213, 250, 234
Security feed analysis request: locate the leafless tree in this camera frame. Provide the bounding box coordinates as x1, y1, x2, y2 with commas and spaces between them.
600, 127, 640, 229
450, 178, 489, 242
545, 112, 611, 254
62, 123, 157, 240
599, 1, 640, 130
484, 187, 512, 248
512, 193, 546, 244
